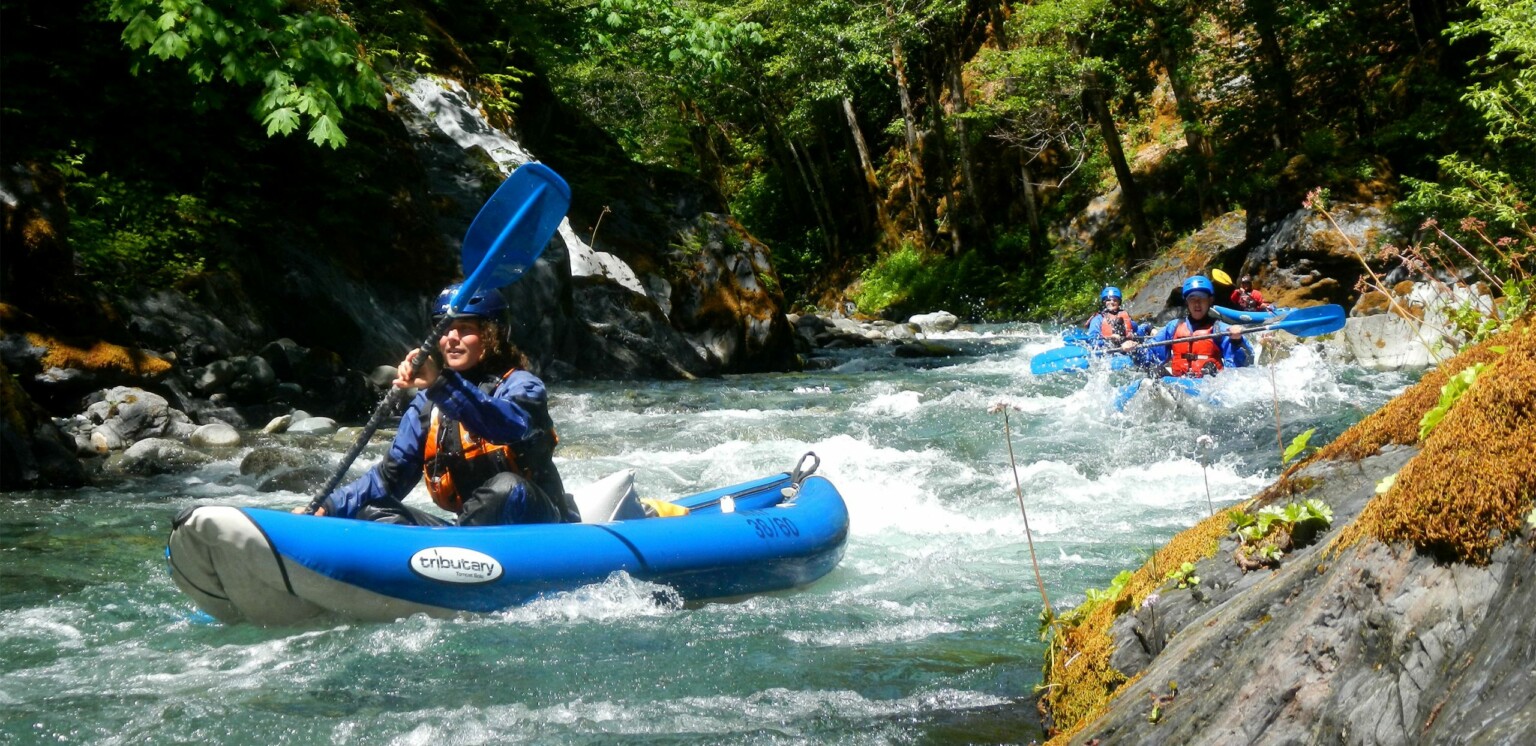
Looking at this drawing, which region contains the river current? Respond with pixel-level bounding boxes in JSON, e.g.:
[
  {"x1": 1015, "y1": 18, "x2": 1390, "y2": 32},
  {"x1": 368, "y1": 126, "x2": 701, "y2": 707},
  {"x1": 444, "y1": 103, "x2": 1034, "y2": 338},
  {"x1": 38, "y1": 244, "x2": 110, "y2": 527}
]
[{"x1": 0, "y1": 325, "x2": 1415, "y2": 744}]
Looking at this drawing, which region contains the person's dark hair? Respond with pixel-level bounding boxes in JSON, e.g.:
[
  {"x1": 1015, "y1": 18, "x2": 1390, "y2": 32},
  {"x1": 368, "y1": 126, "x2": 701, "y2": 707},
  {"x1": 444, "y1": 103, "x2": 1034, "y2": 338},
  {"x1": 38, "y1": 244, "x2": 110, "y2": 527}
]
[{"x1": 474, "y1": 319, "x2": 531, "y2": 372}]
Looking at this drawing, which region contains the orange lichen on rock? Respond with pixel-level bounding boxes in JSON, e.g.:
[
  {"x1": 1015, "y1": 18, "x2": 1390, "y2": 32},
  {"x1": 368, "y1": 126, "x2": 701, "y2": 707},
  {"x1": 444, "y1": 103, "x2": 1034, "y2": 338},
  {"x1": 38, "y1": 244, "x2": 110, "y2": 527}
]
[
  {"x1": 25, "y1": 333, "x2": 172, "y2": 378},
  {"x1": 1334, "y1": 321, "x2": 1536, "y2": 563},
  {"x1": 1310, "y1": 322, "x2": 1524, "y2": 463},
  {"x1": 1041, "y1": 503, "x2": 1241, "y2": 742}
]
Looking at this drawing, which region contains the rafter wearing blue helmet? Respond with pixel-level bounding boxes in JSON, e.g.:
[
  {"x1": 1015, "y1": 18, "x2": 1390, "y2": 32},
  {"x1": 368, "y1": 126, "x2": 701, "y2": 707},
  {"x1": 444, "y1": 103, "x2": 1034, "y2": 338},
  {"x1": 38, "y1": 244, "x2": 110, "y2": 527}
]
[
  {"x1": 1125, "y1": 275, "x2": 1253, "y2": 377},
  {"x1": 307, "y1": 282, "x2": 580, "y2": 527},
  {"x1": 1086, "y1": 286, "x2": 1138, "y2": 348}
]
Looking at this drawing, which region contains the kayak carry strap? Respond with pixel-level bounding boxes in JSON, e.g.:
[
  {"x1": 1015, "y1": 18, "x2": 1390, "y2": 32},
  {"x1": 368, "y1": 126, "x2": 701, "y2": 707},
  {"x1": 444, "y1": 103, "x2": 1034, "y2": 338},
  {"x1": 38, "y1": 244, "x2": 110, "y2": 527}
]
[{"x1": 781, "y1": 451, "x2": 820, "y2": 503}]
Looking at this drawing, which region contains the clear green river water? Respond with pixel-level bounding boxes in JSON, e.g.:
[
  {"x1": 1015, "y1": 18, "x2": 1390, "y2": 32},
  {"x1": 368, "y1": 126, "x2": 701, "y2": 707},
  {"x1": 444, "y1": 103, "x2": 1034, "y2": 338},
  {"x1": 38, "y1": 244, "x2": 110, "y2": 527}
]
[{"x1": 0, "y1": 325, "x2": 1415, "y2": 744}]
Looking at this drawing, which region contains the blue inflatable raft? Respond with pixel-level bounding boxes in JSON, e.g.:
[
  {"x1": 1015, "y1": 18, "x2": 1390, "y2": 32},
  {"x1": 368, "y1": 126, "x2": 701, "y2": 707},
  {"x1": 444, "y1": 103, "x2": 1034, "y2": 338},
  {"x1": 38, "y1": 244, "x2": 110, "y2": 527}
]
[{"x1": 168, "y1": 459, "x2": 849, "y2": 625}]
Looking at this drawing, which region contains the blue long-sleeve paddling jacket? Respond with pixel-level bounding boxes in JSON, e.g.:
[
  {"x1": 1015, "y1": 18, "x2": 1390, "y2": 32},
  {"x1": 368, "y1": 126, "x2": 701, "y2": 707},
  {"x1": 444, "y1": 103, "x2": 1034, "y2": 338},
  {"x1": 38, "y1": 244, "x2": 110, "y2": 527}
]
[{"x1": 323, "y1": 369, "x2": 550, "y2": 519}]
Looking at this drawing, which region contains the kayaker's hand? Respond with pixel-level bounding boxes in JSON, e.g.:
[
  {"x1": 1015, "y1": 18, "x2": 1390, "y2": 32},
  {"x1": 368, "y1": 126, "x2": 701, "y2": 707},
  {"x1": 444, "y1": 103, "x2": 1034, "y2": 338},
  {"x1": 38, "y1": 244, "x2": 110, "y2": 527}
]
[
  {"x1": 292, "y1": 505, "x2": 327, "y2": 516},
  {"x1": 1227, "y1": 324, "x2": 1245, "y2": 340},
  {"x1": 395, "y1": 347, "x2": 439, "y2": 390},
  {"x1": 1120, "y1": 340, "x2": 1139, "y2": 352}
]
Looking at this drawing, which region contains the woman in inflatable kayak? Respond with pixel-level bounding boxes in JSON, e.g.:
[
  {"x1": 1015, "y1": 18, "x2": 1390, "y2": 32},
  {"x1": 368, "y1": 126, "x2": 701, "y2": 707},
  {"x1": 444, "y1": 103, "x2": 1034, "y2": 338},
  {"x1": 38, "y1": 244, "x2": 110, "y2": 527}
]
[{"x1": 300, "y1": 282, "x2": 581, "y2": 526}]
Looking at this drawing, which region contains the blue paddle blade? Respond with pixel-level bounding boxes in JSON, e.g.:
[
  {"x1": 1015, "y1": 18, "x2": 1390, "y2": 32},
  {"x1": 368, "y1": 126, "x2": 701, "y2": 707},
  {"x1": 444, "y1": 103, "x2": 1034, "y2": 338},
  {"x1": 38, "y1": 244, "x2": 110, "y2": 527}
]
[
  {"x1": 1030, "y1": 345, "x2": 1093, "y2": 374},
  {"x1": 1030, "y1": 344, "x2": 1137, "y2": 375},
  {"x1": 460, "y1": 162, "x2": 572, "y2": 292},
  {"x1": 1266, "y1": 304, "x2": 1346, "y2": 336}
]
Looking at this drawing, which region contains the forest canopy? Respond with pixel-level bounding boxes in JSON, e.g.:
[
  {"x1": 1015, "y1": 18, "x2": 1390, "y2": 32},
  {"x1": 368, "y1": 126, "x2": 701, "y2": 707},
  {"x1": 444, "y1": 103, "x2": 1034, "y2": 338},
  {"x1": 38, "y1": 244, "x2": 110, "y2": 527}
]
[{"x1": 3, "y1": 0, "x2": 1531, "y2": 317}]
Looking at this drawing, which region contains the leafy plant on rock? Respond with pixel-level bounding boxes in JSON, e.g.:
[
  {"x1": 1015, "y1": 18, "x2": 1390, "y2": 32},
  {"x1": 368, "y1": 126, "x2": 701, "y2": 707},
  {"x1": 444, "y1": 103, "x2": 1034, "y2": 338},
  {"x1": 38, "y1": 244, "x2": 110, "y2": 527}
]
[
  {"x1": 1164, "y1": 561, "x2": 1200, "y2": 590},
  {"x1": 1230, "y1": 499, "x2": 1334, "y2": 571}
]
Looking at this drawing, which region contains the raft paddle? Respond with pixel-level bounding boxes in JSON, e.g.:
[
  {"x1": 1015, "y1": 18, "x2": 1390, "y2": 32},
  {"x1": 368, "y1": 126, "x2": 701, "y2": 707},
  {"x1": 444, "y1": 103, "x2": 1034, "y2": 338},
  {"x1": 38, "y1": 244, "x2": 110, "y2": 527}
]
[
  {"x1": 303, "y1": 162, "x2": 572, "y2": 515},
  {"x1": 1131, "y1": 303, "x2": 1346, "y2": 350},
  {"x1": 1031, "y1": 304, "x2": 1345, "y2": 375},
  {"x1": 1029, "y1": 344, "x2": 1139, "y2": 375}
]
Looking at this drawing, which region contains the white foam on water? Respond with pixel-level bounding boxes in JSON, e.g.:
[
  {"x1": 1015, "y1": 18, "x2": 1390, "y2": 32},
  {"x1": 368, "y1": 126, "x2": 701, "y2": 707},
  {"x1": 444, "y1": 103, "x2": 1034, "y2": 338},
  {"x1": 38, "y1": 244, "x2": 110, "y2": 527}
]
[
  {"x1": 852, "y1": 389, "x2": 924, "y2": 417},
  {"x1": 487, "y1": 573, "x2": 681, "y2": 624}
]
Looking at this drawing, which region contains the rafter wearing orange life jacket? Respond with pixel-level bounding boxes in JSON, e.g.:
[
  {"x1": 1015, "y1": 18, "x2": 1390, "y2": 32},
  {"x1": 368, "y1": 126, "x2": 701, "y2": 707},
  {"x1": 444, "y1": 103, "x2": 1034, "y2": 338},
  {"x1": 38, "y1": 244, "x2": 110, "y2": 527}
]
[
  {"x1": 1087, "y1": 308, "x2": 1136, "y2": 346},
  {"x1": 1167, "y1": 318, "x2": 1226, "y2": 377},
  {"x1": 422, "y1": 368, "x2": 559, "y2": 514}
]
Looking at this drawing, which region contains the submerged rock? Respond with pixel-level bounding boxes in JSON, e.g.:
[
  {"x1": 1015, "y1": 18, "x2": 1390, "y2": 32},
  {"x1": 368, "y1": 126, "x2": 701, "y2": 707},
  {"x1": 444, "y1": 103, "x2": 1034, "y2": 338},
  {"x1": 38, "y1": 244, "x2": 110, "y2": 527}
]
[{"x1": 104, "y1": 437, "x2": 212, "y2": 476}]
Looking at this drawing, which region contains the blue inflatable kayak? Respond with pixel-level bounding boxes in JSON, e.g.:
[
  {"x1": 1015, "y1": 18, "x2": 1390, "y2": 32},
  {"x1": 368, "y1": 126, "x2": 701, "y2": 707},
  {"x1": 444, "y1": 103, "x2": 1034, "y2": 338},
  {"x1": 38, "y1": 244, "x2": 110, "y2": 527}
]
[
  {"x1": 1113, "y1": 376, "x2": 1212, "y2": 411},
  {"x1": 168, "y1": 461, "x2": 849, "y2": 624}
]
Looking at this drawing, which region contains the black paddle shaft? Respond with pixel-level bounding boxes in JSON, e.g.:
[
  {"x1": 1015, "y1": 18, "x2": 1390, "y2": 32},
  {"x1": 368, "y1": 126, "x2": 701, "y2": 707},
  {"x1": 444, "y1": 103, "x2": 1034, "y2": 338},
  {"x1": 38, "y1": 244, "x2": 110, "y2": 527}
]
[{"x1": 303, "y1": 314, "x2": 456, "y2": 515}]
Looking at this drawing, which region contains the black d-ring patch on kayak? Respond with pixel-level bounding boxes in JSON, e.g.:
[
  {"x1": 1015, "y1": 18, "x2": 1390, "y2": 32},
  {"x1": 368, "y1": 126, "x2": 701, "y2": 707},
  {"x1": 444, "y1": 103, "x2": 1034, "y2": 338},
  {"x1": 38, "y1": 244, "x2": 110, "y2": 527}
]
[
  {"x1": 239, "y1": 508, "x2": 297, "y2": 597},
  {"x1": 594, "y1": 525, "x2": 651, "y2": 574}
]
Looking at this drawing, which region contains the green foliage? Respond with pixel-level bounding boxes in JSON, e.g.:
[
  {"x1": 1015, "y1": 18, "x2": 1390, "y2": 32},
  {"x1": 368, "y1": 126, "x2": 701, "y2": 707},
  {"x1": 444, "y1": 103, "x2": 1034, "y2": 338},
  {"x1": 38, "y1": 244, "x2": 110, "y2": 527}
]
[
  {"x1": 1448, "y1": 0, "x2": 1536, "y2": 149},
  {"x1": 1230, "y1": 499, "x2": 1333, "y2": 567},
  {"x1": 851, "y1": 243, "x2": 927, "y2": 314},
  {"x1": 1282, "y1": 427, "x2": 1316, "y2": 465},
  {"x1": 56, "y1": 151, "x2": 229, "y2": 291},
  {"x1": 107, "y1": 0, "x2": 385, "y2": 148},
  {"x1": 849, "y1": 244, "x2": 1016, "y2": 319},
  {"x1": 1163, "y1": 561, "x2": 1199, "y2": 590},
  {"x1": 1419, "y1": 362, "x2": 1487, "y2": 441},
  {"x1": 1024, "y1": 246, "x2": 1127, "y2": 319},
  {"x1": 1059, "y1": 569, "x2": 1133, "y2": 627}
]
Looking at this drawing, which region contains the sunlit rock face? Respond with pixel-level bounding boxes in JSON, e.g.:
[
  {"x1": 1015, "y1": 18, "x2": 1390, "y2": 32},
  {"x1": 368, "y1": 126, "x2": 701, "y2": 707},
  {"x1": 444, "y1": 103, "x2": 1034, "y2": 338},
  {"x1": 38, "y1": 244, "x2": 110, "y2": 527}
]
[{"x1": 393, "y1": 74, "x2": 796, "y2": 379}]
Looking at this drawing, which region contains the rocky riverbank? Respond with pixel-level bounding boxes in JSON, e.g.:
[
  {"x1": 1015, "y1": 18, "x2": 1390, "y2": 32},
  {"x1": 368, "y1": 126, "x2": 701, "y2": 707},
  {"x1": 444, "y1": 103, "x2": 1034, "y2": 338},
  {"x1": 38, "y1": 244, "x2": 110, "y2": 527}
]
[{"x1": 1039, "y1": 319, "x2": 1536, "y2": 744}]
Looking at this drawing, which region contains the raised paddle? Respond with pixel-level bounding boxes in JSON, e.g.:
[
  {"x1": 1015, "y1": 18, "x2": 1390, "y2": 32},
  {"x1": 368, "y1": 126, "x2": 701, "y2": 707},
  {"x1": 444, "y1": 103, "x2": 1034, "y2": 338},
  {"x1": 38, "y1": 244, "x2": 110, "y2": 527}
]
[
  {"x1": 1211, "y1": 268, "x2": 1233, "y2": 286},
  {"x1": 303, "y1": 162, "x2": 572, "y2": 515},
  {"x1": 1032, "y1": 304, "x2": 1346, "y2": 375},
  {"x1": 1131, "y1": 303, "x2": 1346, "y2": 350}
]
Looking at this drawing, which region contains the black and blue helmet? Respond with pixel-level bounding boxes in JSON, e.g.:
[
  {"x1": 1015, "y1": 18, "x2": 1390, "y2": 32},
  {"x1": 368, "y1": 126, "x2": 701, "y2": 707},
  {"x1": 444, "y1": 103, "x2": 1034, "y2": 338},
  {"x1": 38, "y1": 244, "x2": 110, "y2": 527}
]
[{"x1": 1100, "y1": 286, "x2": 1123, "y2": 303}]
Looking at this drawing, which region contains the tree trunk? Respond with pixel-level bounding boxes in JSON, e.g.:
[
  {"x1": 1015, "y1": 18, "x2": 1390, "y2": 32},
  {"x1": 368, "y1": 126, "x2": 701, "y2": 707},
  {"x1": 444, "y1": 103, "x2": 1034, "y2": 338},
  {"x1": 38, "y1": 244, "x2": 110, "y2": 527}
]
[
  {"x1": 882, "y1": 0, "x2": 933, "y2": 248},
  {"x1": 948, "y1": 48, "x2": 982, "y2": 233},
  {"x1": 1083, "y1": 84, "x2": 1157, "y2": 258},
  {"x1": 1020, "y1": 160, "x2": 1047, "y2": 264},
  {"x1": 842, "y1": 96, "x2": 898, "y2": 246},
  {"x1": 1247, "y1": 0, "x2": 1298, "y2": 149},
  {"x1": 1143, "y1": 2, "x2": 1216, "y2": 218}
]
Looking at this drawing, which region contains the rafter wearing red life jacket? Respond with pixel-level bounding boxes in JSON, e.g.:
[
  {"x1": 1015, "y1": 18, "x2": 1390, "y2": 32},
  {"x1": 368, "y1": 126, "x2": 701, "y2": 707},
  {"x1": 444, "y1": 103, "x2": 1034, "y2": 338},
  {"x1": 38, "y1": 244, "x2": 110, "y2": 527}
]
[{"x1": 1169, "y1": 318, "x2": 1224, "y2": 378}]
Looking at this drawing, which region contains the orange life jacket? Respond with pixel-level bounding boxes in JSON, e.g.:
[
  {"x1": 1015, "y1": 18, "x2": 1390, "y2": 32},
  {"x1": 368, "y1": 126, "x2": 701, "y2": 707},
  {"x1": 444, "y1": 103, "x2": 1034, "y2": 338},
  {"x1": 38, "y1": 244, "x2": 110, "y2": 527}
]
[
  {"x1": 1169, "y1": 320, "x2": 1223, "y2": 378},
  {"x1": 1097, "y1": 311, "x2": 1135, "y2": 340},
  {"x1": 421, "y1": 369, "x2": 557, "y2": 513}
]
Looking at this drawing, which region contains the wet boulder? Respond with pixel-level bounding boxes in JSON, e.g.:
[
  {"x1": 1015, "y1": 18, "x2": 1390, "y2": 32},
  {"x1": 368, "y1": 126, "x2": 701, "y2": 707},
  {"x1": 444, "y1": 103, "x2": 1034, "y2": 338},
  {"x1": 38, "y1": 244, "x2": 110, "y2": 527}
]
[
  {"x1": 83, "y1": 386, "x2": 197, "y2": 452},
  {"x1": 104, "y1": 437, "x2": 212, "y2": 476},
  {"x1": 0, "y1": 359, "x2": 86, "y2": 491},
  {"x1": 908, "y1": 311, "x2": 959, "y2": 334},
  {"x1": 189, "y1": 423, "x2": 241, "y2": 448},
  {"x1": 239, "y1": 446, "x2": 311, "y2": 477},
  {"x1": 257, "y1": 465, "x2": 332, "y2": 494},
  {"x1": 287, "y1": 416, "x2": 338, "y2": 436}
]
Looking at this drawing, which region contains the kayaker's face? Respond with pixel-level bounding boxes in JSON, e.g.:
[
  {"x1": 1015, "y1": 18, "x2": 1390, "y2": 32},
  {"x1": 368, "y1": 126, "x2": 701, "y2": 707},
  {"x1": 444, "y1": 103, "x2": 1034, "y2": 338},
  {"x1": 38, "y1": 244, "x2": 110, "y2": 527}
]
[
  {"x1": 439, "y1": 319, "x2": 488, "y2": 372},
  {"x1": 1185, "y1": 292, "x2": 1213, "y2": 320},
  {"x1": 1104, "y1": 297, "x2": 1121, "y2": 312}
]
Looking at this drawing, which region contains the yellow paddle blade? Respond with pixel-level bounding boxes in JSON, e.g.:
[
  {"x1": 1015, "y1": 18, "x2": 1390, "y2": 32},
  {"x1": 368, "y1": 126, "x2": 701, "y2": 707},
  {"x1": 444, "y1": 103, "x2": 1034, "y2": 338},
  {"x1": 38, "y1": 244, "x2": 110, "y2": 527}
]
[{"x1": 1211, "y1": 268, "x2": 1233, "y2": 285}]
